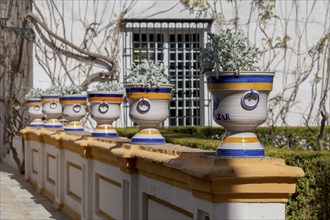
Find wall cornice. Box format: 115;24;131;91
22;127;304;203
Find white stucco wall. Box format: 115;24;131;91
32;0;329;127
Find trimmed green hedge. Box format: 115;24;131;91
117;127;219;150
257;126;330;151
266;148;330;220
117;126;330;151
117;126;330;220
161;126;330;150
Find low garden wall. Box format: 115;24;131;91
117;126;330;219
22;127;304;220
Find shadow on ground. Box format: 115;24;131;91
0;162;70;220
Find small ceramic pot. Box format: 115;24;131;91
125;84;173;144
207;71;275;157
41;94;62;129
60;94;87;132
26;98;44;128
88;91;124;138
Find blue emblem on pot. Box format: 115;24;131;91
241;89;260;110
137;98;151;114
98;101;109;114
72;104;81;113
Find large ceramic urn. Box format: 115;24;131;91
41;94;62;129
125;84;173;144
26;98;44;128
88;91;124;138
207;71;275;157
59;94;87;132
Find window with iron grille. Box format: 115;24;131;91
122;19;212;127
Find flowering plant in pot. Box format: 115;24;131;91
124;60;173;144
41;85;63;129
59;85;87;132
87;81;124;138
25;88;44;128
199;29;275;157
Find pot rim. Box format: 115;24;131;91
26;97;42;101
123;83;174;89
87;90;124;95
205;71;275;77
59;94;87;98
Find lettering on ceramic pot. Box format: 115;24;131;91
213;97;220;111
215;113;231;121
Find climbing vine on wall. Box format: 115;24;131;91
181;0;329;149
1;0;329;171
0;0;191;169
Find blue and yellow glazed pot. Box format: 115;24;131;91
207;71;275;157
125;84;173;145
87;91;124;138
26;98;44;128
41;94;63;129
59;94;87;132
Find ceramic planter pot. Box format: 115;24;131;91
207;71;275;157
88;91;124;138
125;84;173;144
26;98;44;128
41;94;63;129
59;94;87;132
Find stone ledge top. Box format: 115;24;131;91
22;127;304;179
22;127;305;203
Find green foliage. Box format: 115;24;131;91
93;81;123;92
160;129;219;150
118;126;330;151
155;126;330;151
61;85;84;95
44;85;62;95
161;126;225;140
256;126;330;151
24;88;44;99
199;29;259;75
116;127;138;139
124;60;170;88
116;127;219;150
117;126;330;220
266;149;330;220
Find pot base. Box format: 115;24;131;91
216;132;264;157
92;124;119;138
44;119;63;129
64;121;84;132
29;119;44;128
131;128;165;145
